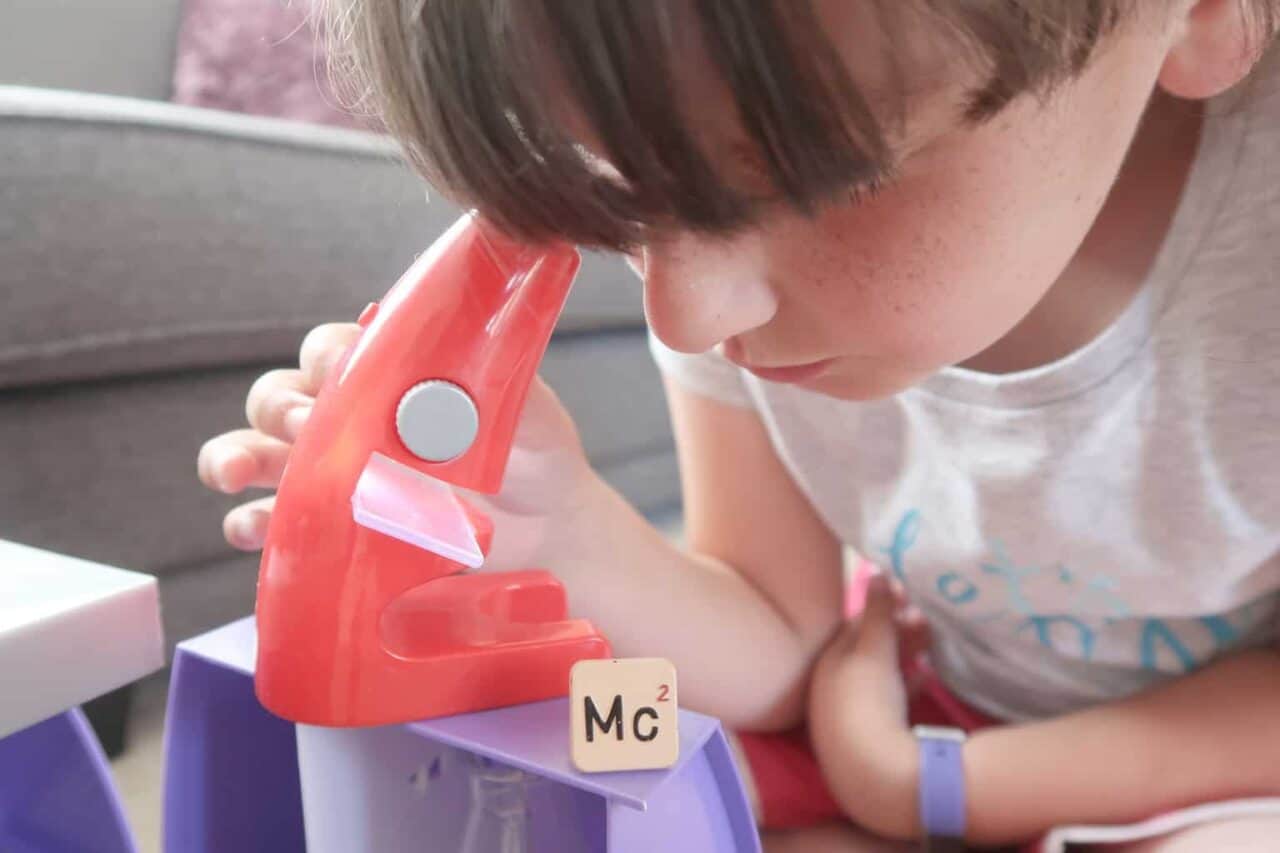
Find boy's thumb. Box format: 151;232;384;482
858;573;900;657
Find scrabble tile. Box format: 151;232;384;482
570;658;679;773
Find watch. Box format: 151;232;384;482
912;724;967;852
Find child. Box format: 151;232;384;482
198;2;1280;849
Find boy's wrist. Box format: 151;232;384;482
863;730;922;841
531;464;616;571
811;707;920;841
913;725;968;847
880;730;924;841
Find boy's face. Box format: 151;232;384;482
633;10;1182;400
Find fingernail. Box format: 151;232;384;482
211;446;246;493
284;405;312;440
230;509;267;548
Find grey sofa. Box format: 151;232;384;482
0;4;677;661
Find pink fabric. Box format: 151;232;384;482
171;0;374;131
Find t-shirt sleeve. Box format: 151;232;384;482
647;330;755;409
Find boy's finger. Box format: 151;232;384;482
299;323;361;394
223;496;276;551
245;369;314;441
888;576;909;606
198;430;292;493
853;574;900;660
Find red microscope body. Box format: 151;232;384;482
255;215;611;727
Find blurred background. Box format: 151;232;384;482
0;2;679;849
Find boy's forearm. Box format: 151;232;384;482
552;474;824;731
964;648;1280;845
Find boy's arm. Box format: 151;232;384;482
560;379;846;731
808;583;1280;844
962;647;1280;845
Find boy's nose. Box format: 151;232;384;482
640;235;777;354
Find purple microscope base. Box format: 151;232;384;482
0;708;138;853
163;617;762;853
161;634;305;853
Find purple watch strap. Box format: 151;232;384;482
915;726;967;841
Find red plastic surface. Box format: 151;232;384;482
255;214;610;727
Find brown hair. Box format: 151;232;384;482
323;0;1277;250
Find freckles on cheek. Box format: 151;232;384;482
783;157;1031;368
842;207;958;322
804;207;904;303
872;225;1000;363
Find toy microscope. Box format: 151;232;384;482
255;214;611;728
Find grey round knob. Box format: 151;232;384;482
396;380;480;462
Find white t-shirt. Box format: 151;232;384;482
650;48;1280;722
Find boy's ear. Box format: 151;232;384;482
1158;0;1266;100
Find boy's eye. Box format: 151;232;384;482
845;174;888;206
726;141;892;210
726;143;792;201
745;173;890;214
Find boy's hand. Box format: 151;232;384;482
197;323;357;549
196;321;598;571
808;575;925;841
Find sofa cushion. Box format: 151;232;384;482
0;336;676;579
0;86;647;392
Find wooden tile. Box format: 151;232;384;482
570;658;679;773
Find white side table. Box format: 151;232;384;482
0;538;164;853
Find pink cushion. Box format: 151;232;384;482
171;0;374;131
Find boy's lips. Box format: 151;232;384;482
744;360;833;383
718;339;834;384
733;355;835;384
